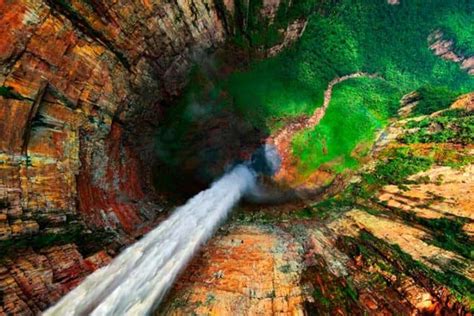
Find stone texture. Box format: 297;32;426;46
160;225;305;316
429;30;474;75
0;0;232;240
378;164;474;223
0;244;111;314
0;0;306;311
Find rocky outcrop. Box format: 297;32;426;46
163;102;474;315
451;92;474;111
0;0;308;311
0;244;111;315
267;19;307;57
160;225;305;315
429;30;474;75
0;0;230;241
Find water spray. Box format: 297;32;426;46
45;145;281;315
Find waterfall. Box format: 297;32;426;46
45;164;256;316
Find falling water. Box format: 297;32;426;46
45;164;256;316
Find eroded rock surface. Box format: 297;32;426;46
160;225;304;315
0;0;230;241
0;0;307;311
0;244;111;315
163;103;474;315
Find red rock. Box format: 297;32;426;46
0;244;112;312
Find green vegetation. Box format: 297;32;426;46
311;289;331;308
359;231;474;310
292;78;398;174
226;0;472;175
379;198;474;260
420;217;473;260
342;280;359;302
205;294;216;306
288;146;435;221
442;8;474;56
294;196;354;221
401;109;474;144
363;147;433;186
303;261;361;314
231;0;316;50
412;86;461;115
279;264;292;273
156;0;473;178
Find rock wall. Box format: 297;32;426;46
0;0;227;312
0;244;111;315
429;30;474;75
0;0;305;311
0;0;231;241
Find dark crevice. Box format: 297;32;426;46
22;81;49;155
213;0;232;35
83;0;119;27
0;86;31;101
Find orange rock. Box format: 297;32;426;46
451;92;474;111
161;225;304;315
0;244;112;312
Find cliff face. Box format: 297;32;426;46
0;0;300;312
0;245;111;315
0;0;228;240
3;1;471;314
161;96;474;315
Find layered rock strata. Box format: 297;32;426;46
162;100;474;315
0;0;305;311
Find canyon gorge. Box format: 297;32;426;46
1;0;473;315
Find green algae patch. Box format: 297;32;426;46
0;86;26;100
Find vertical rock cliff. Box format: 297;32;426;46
0;0;229;239
0;0;305;312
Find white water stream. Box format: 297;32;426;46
45;164;256;316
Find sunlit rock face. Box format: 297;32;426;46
0;0;228;239
0;244;111;315
1;0;473;314
0;0;231;312
160;225;305;315
0;0;301;312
